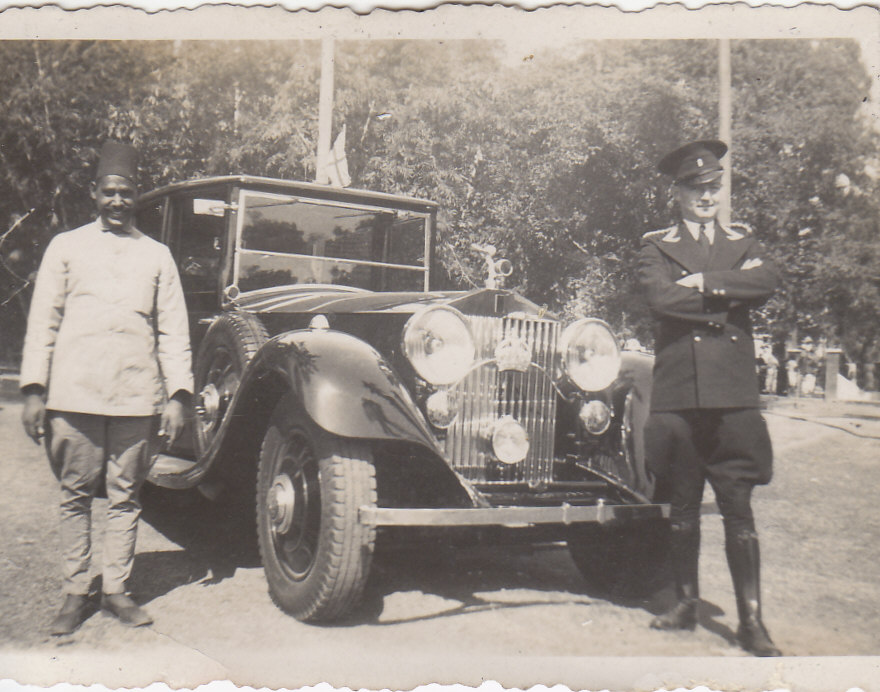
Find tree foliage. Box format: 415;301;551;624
0;38;877;375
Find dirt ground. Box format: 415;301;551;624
0;394;878;690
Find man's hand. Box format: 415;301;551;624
675;272;704;292
22;393;47;444
159;399;187;446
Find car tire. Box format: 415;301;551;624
194;311;269;456
567;519;671;600
256;392;377;623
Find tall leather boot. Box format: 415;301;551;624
726;529;782;657
650;519;700;631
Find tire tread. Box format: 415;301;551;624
256;395;376;623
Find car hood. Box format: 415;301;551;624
232;285;547;317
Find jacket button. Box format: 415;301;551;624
694;335;702;342
730;335;738;342
681;270;687;276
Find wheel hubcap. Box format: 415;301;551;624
196;348;240;445
196;383;221;429
266;434;320;581
268;473;296;535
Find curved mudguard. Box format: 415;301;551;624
611;349;655;496
238;329;441;451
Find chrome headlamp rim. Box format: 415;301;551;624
560;317;622;393
402;305;476;386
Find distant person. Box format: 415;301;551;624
19;141;193;635
638;140;781;656
786;357;800;396
764;349;779;395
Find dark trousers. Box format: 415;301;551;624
645;408;773;536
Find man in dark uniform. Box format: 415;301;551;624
638;140;781;657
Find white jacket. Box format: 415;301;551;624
20;221;193;416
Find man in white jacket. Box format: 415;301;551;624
20;141;193;635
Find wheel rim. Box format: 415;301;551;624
266;430;321;581
196;346;240;445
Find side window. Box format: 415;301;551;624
136;198;165;241
170;195;227;296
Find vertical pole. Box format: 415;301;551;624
825;349;841;401
718;38;732;225
316;38;335;184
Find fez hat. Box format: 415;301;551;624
96;140;138;183
658;140;727;185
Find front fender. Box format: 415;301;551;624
613;350;654;412
611;349;655;499
244;329;441;451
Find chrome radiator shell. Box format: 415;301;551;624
442;315;560;486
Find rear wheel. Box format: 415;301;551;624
193;312;268;456
256;393;377;622
567;519;671;599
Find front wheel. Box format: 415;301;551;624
256;393;377;622
567;519;671;599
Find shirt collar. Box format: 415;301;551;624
682;218;715;244
97;219;137;236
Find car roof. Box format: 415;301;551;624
138;175;439;214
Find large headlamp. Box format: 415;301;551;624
403;306;476;385
560;318;621;392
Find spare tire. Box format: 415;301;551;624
193;311;269;457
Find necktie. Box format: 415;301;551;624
698;223;712;260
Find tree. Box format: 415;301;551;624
0;38;877;384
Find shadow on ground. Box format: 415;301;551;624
133;484;260;604
136;487;736;642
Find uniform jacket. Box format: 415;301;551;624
637;221;778;411
20;220;193;416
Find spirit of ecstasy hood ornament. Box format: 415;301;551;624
471;243;513;289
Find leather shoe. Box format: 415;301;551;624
49;594;93;636
650;599;698;631
737;619;782;657
101;593;153;627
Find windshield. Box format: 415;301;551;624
235;191;429;293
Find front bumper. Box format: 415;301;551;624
360;500;671;528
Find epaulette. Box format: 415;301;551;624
729;222;753;234
642;225;676;239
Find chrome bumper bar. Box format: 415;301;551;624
360;500;673;528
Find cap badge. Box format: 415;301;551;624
697;157;704;167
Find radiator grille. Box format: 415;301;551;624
442;315;559;486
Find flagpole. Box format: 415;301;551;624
719;38;732;225
316;38;335;184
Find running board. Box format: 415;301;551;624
148;453;202;489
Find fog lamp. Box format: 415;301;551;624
425;389;458;429
579;399;612;435
491;415;529;464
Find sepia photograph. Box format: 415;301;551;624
0;2;878;690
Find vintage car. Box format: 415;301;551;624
134;176;667;623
